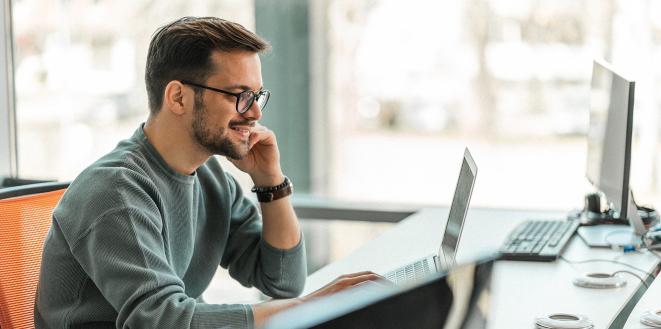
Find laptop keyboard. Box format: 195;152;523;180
385;258;433;284
499;219;579;261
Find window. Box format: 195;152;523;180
323;0;661;210
13;0;254;181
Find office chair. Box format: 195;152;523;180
0;182;69;329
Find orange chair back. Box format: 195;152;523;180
0;185;67;329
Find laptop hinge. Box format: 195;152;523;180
433;255;442;272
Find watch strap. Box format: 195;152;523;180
255;185;293;202
252;176;293;203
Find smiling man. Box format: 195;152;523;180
35;17;380;329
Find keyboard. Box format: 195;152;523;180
499;219;580;261
384;257;434;284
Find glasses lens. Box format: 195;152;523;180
256;91;270;111
237;91;255;113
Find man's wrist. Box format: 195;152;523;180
252;176;293;203
251;172;285;187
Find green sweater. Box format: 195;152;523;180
35;125;306;328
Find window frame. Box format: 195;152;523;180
0;0;17;178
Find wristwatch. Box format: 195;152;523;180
251;176;293;202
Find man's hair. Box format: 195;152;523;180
145;16;270;114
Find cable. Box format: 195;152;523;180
603;229;643;251
560;256;651;276
611;270;649;288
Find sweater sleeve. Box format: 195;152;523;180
219;173;307;298
69;207;254;328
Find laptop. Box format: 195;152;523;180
385;148;477;284
263;255;496;329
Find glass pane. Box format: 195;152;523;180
13;0;255;181
324;0;661;211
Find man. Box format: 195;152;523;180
35;17;380;328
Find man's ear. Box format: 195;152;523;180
163;80;188;115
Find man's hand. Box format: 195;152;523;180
252;271;388;328
228;123;283;186
301;271;390;301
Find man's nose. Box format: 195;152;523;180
242;99;262;121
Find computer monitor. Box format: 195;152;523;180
586;60;637;223
579;59;646;246
263;256;495;329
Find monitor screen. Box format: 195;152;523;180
263;256;495;329
586;59;635;220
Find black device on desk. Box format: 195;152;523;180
499;219;579;261
579;191;628;226
576;193;658;248
576;191;658;227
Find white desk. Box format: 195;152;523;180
304;208;660;329
624;254;661;328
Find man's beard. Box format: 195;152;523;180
191;93;248;160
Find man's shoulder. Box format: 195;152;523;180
71;162;155;199
69;145;157;200
94;139;153;175
53;146;162;238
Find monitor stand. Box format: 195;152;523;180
577;225;638;248
577;192;645;248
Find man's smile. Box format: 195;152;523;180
230;124;253;139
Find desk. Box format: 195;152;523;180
304;208;660;329
624;255;661;328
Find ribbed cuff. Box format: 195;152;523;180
259;233;307;298
245;304;255;329
191;303;253;328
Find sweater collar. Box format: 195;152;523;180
132;123;197;184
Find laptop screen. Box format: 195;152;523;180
440;148;478;267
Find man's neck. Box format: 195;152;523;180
143;117;209;175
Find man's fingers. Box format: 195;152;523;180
337;271;379;279
248;126;275;149
305;271;394;301
322;272;381;291
334;271;392;287
338;273;383;287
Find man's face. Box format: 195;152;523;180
191;51;263;159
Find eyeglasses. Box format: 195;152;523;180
180;80;271;114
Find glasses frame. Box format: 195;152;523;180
180;80;270;114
